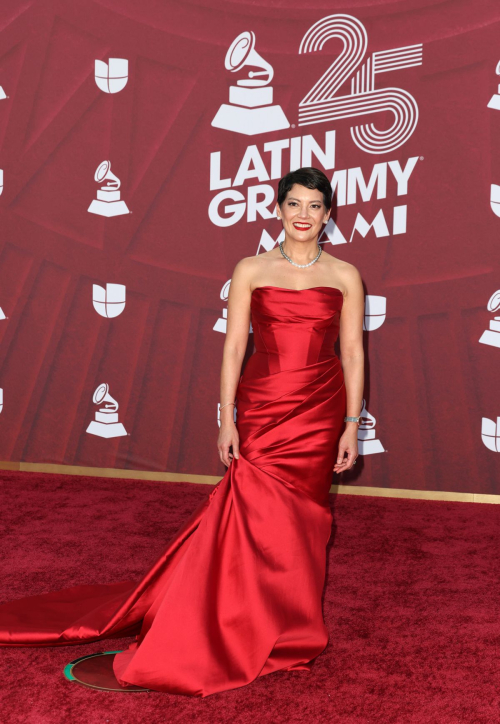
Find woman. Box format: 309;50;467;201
0;167;364;697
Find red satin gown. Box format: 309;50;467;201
0;286;346;697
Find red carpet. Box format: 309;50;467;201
0;470;498;723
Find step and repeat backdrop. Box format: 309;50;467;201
0;0;498;495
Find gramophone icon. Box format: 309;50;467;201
212;31;289;136
213;280;231;334
213;280;253;335
88;160;129;217
479;289;500;348
86;383;127;438
357;399;385;455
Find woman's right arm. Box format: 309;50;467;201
217;259;253;467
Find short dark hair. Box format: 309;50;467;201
277;167;333;211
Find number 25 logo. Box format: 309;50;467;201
299;14;423;154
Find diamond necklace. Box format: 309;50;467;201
279;241;322;269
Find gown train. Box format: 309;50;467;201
0;286;346;697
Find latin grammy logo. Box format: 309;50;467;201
213;280;253;335
487;60;500;110
357;399;385;455
0;307;5;320
95;58;128;94
93;283;126;318
86;383;127;438
213;280;231;334
0;87;6;100
481;416;500;452
319;219;349;247
363;295;386;331
212;30;290;136
479;289;500;348
88;161;129;217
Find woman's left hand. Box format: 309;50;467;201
333;428;359;473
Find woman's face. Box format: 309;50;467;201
276;184;330;243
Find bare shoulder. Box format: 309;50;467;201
323;254;363;296
335;258;363;298
338;258;362;283
231;252;276;286
232;255;258;281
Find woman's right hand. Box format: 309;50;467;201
217;422;240;467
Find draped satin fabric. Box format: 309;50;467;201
0;286;346;697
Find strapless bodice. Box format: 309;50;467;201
247;286;343;375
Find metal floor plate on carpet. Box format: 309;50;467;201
64;651;150;692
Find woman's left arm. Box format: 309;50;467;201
334;265;365;473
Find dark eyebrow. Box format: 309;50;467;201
287;197;322;203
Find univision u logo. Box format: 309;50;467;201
481;416;500;452
93;284;126;318
95;58;128;94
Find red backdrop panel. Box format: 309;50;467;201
0;0;499;494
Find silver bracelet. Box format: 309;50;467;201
344;416;360;422
220;401;236;411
